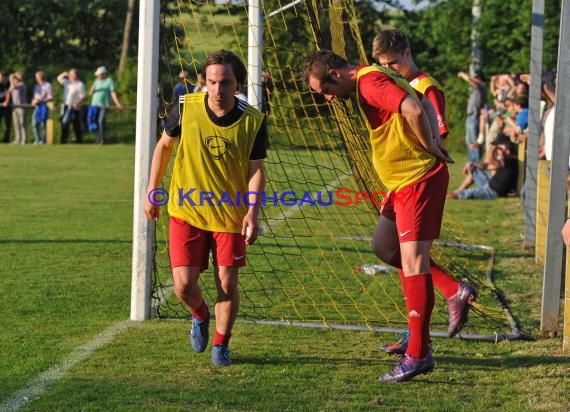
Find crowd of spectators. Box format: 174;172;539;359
0;66;123;145
448;67;558;201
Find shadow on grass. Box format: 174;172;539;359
437;354;570;371
494;250;536;259
235;354;375;368
0;239;131;244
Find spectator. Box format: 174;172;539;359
261;71;274;114
481;111;509;164
503;94;529;143
31;71;53;145
534;72;570;248
173;70;193;99
193;73;207;93
89;66;123;144
518;70;556;162
537;70;558;161
458;70;487;162
490;73;514;103
57;68;85;144
0;71;12;143
447;135;518;200
508;73;529;100
7;72;27;144
473;104;493;158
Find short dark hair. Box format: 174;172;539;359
371;29;410;60
302;49;348;86
201;49;247;87
541;69;556;90
492;134;517;156
512;93;528;109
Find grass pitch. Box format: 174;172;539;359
0;144;568;412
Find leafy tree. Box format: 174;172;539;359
0;0;137;88
385;0;561;149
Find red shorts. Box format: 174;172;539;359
381;162;448;242
169;217;247;270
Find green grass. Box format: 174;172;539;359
0;144;568;412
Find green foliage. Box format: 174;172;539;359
159;1;245;103
115;57;138;104
380;0;561;151
0;0;137;77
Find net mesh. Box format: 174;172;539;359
151;0;521;340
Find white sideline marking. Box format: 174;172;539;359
0;320;135;412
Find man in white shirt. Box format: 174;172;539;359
57;68;85;143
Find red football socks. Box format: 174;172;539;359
404;274;434;359
213;331;231;346
392;253;458;300
192;300;209;321
429;258;459;299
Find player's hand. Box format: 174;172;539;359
144;198;161;221
243;225;259;246
242;216;259;246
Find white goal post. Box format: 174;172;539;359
130;0;160;321
130;0;265;320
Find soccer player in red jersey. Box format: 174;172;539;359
371;29;477;355
304;49;453;382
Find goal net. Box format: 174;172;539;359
151;0;521;340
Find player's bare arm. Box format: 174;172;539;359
243;159;265;246
144;131;177;221
420;96;453;163
400;96;453;163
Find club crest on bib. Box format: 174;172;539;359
205;135;231;160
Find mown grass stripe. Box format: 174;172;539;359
0;320;135;412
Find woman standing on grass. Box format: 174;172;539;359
89;66;123;144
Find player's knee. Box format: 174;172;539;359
173;278;197;300
217;282;238;301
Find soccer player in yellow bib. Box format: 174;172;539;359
303;49;452;382
144;50;267;367
371;29;477;356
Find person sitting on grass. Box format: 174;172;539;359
447;135;518;200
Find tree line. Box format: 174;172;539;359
1;0;561;115
0;0;138;102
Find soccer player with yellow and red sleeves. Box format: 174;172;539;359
371;29;477;355
303;49;454;382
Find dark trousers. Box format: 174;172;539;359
0;106;12;142
61;106;83;144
